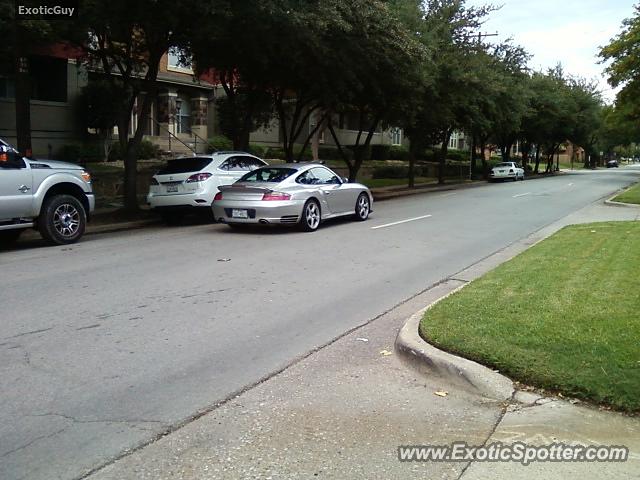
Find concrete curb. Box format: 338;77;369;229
86;219;161;235
395;284;515;401
604;190;640;208
22;218;160;241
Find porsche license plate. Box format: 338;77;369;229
232;209;248;219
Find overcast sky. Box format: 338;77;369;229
465;0;635;101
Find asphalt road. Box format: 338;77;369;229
1;167;638;480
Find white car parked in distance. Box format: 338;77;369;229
147;152;268;223
490;162;525;181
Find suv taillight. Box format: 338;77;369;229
150;177;159;185
262;192;291;201
186;173;212;183
214;192;223;201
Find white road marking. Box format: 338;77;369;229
513;192;531;198
567;183;574;186
371;214;433;230
438;192;458;198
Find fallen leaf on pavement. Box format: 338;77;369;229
217;258;231;262
434;391;449;397
379;349;393;356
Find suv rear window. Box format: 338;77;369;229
157;157;212;174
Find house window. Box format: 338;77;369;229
167;48;193;73
390;127;402;146
30;56;67;102
448;134;457;149
0;77;15;98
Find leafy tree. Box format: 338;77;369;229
565;77;603;167
322;0;427;181
0;0;58;154
214;87;273;151
192;0;336;161
76;80;127;161
598;103;640;160
488;42;531;164
404;0;496;184
600;5;640;117
62;0;216;211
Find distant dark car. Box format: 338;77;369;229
606;160;619;168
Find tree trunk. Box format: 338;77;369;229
438;128;453;185
121;74;158;212
470;135;477;180
501;142;513;162
534;146;541;174
408;150;416;188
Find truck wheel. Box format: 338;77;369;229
38;194;87;245
0;229;22;246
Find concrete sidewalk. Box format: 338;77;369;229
86;200;639;479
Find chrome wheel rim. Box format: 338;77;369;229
358;195;369;218
53;203;80;237
305;202;320;229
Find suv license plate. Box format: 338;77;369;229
232;209;248;219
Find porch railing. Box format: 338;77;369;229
148;116;216;155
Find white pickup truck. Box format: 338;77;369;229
0;138;95;245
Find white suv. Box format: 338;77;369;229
147;152;267;223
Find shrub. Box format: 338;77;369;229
318;146;353;161
263;145;312;161
138;139;160;159
206;135;233;153
370;144;391;160
247;143;266;157
389;146;411;160
420;149;437;162
108;140;160;161
346;144;371;161
56;143;103;163
472;158;502;176
447;149;471;162
372;165;409;179
56;144;82;163
264;146;285;159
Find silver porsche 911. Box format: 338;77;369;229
212;163;373;231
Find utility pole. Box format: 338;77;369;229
466;31;499;44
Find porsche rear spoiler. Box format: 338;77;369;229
217;184;275;194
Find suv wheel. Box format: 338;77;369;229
38;194;87;245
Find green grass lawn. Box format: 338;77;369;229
558;160;586;170
420;222;640;412
613;182;640;205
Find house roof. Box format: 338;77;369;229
157;71;214;90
